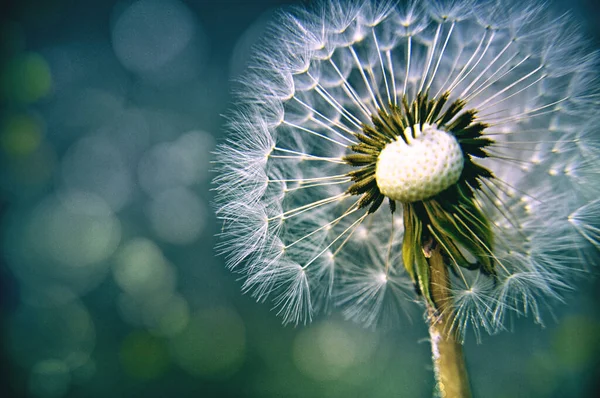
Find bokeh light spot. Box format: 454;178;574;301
292;321;379;381
138;130;213;195
28;359;71;398
117;291;190;337
27;192;121;268
113;238;176;297
61;134;133;211
147;187;205;244
1;52;52;103
150;294;190;337
120;331;170;380
170;131;213;184
170;308;245;379
1;112;43;156
111;0;195;74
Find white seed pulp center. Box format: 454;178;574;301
375;124;464;202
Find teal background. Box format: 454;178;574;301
1;1;599;397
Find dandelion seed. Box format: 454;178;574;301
215;0;599;396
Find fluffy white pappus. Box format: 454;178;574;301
214;0;600;335
569;199;600;255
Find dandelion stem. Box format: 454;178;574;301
427;246;472;398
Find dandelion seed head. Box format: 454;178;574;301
376;124;464;202
215;0;600;335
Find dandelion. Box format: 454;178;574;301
214;0;600;396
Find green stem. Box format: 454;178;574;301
427;247;472;398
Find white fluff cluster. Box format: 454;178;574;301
215;0;600;338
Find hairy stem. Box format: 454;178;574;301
427;246;472;398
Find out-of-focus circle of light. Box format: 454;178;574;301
98;108;151;162
119;331;170;380
170;308;245;379
171;131;213;184
113;238;176;298
3;206;108;301
8;301;96;370
117;292;190;337
138;143;184;194
138;130;213;195
27;191;121;269
61;134;133;211
143;293;190;337
1;112;43;157
28;359;71;398
111;0;195;74
292;321;379;381
0;52;52;104
147;187;205;245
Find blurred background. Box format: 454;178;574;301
1;0;599;397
